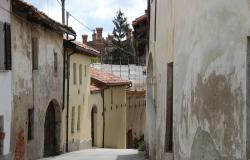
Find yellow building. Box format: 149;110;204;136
89;68;131;149
63;40;99;152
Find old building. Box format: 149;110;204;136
87;28;105;54
90;68;131;148
146;0;250;160
0;0;12;159
63;39;99;152
10;1;75;159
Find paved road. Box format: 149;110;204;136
40;149;146;160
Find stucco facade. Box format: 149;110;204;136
104;86;127;149
88;90;103;148
62;53;92;151
147;0;250;160
126;90;146;148
0;0;12;159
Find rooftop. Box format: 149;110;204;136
90;85;101;94
12;0;76;36
132;13;147;27
90;67;131;87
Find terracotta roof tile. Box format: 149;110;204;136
12;0;76;36
90;67;131;87
132;13;147;27
90;85;101;94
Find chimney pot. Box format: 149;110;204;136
82;34;88;45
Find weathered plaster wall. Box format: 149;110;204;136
148;0;250;160
126;91;146;145
104;87;127;149
62;54;91;152
11;16;64;159
88;92;103;148
172;0;250;159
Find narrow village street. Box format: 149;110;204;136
41;149;146;160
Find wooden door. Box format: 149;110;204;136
44;104;56;157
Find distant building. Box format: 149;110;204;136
89;67;131;149
63;39;99;152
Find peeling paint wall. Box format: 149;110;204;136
11;15;64;159
126;91;146;148
147;0;250;159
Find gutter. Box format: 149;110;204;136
63;34;76;153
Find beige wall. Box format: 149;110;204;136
62;54;91;152
88;92;103;148
104;86;127;149
126;91;146;148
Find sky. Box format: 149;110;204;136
24;0;147;41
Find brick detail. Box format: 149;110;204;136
14;128;25;160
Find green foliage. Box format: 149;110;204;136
105;10;135;64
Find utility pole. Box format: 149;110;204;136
61;0;65;24
66;11;70;26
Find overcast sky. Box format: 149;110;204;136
24;0;147;41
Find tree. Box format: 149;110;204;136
108;10;135;64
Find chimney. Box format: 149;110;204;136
82;34;88;45
126;29;132;40
92;31;96;42
96;27;103;40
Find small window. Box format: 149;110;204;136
77;105;81;131
71;106;75;133
79;64;82;85
111;89;113;104
85;65;87;77
32;37;38;70
0;22;11;70
73;63;77;85
54;51;58;74
28;108;34;140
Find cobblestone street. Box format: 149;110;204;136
41;149;146;160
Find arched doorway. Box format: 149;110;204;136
44;100;61;157
91;105;97;147
146;53;156;159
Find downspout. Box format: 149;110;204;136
63;33;76;152
101;89;105;148
66;50;77;152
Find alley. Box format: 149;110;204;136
41;149;146;160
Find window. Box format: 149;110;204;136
77;105;81;131
28;108;34;140
0;22;11;70
79;64;82;85
85;65;87;77
154;0;157;41
73;63;77;85
54;51;58;74
165;62;173;152
111;89;113;104
32;37;38;70
71;106;75;133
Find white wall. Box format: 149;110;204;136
0;0;11;156
0;72;12;155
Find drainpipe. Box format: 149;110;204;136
66;50;77;152
63;31;76;152
101;89;105;148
